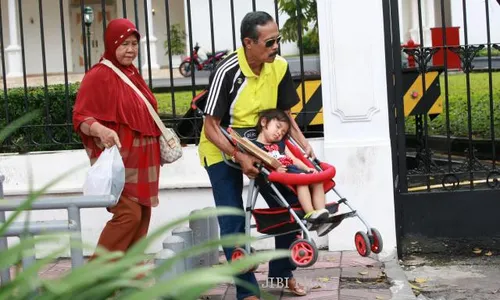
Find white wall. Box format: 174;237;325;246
0;140;329;257
0;0;73;75
184;0;299;57
450;0;500;46
317;0;397;259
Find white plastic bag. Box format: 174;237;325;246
83;145;125;200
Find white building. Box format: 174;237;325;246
1;0;498;77
0;0;499;260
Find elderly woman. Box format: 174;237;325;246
73;19;161;255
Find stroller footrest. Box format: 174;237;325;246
327;211;357;223
252;202;339;235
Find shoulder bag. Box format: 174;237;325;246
100;59;183;164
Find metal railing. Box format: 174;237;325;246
0;174;117;285
390;0;500;193
0;0;321;153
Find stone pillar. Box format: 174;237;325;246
142;0;160;70
5;0;22;77
409;0;421;43
316;0;396;258
423;0;436;47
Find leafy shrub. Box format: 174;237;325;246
0;83;82;153
404;72;500;139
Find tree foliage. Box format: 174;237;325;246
278;0;318;45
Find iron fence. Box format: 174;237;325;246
392;0;500;193
0;0;321;153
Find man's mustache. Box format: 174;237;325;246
269;52;278;57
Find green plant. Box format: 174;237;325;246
0;113;289;299
278;0;318;49
476;47;500;57
404;72;500;138
164;24;186;56
0;83;81;153
301;29;319;54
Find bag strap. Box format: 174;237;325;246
100;59;176;143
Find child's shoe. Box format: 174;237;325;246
304;208;329;229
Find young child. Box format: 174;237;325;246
253;108;331;236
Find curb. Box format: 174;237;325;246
384;258;417;300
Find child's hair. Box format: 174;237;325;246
256;108;291;135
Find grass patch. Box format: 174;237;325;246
405;72;500;139
476;47;500;57
155;90;202;116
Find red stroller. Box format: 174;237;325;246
190;91;383;268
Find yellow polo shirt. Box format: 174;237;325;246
198;47;298;167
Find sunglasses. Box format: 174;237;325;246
263;35;282;48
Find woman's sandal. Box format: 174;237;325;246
286;277;307;296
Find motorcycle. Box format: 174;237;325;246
179;43;228;77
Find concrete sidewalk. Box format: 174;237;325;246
31;250;415;300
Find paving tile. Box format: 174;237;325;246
341;267;384;281
339;288;391;300
202;283;228;296
317;251;341;265
282;289;338;300
224;285;237;296
38;262;57;274
54;259;73;268
254;271;268;282
292;269;340;292
199;296;224;300
340;251;383;268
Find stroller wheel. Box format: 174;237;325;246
370;228;383;254
231;247;259;272
289;239;318;268
354;231;371;257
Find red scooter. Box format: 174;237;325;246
179;43;228;77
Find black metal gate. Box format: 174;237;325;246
383;0;500;256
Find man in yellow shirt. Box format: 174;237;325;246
199;11;314;300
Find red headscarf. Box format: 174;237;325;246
73;18;160;137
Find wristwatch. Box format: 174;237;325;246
231;148;239;162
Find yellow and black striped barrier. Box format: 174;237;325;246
290;69;443;128
291;78;323;127
402;69;443;119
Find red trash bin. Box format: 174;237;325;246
431;27;461;70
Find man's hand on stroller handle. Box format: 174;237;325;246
234;151;261;178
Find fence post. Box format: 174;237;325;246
67;205;84;268
155;248;177;281
205;207;220;266
0;174;11;284
172;227;194;270
162;235;186;273
189;209;211;268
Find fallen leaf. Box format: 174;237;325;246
485;251;493;256
317;277;330;282
311;285;322;289
326;257;336;262
473;248;482;254
359;271;368;275
409;283;422;290
376;296;385;300
415;277;427;284
356;279;362;284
